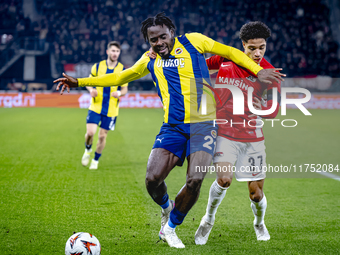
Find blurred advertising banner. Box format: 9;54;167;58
281;75;335;91
0;92;163;108
284;93;340;109
0;92;339;109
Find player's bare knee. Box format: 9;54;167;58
145;172;163;189
250;189;263;202
98;135;107;144
86;131;95;137
217;177;232;188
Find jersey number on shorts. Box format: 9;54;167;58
248;155;263;171
203;135;216;150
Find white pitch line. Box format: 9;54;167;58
317;171;340;181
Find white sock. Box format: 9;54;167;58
250;194;267;226
85;148;92;153
205;180;228;224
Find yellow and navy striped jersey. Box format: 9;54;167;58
88;60;128;117
146;33;216;124
79;33;263;124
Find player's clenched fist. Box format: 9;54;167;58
54;73;78;95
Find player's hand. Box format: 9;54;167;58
90;88;97;98
54;73;78;95
111;91;120;98
146;47;157;59
248;97;262;118
257;68;285;84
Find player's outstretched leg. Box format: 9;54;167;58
195;180;228;245
249;179;270;241
145;148;179;240
195;162;232;245
89;128;108;169
161;151;211;248
81;126;97;166
82;124;97;166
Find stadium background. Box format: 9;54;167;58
0;0;339;254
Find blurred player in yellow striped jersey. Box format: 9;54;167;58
81;41;128;170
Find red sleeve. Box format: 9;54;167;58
206;55;224;70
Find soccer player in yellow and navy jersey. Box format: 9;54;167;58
81;41;128;170
55;13;284;248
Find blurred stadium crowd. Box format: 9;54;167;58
0;0;339;88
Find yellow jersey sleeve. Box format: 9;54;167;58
209;42;262;75
78;53;150;87
185;33;216;53
90;63;98;77
186;33;263;75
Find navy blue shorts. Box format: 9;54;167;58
152;121;218;166
86;110;117;131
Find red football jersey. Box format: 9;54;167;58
206;55;281;142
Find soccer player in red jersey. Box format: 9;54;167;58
195;21;281;244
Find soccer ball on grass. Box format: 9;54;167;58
65;232;101;255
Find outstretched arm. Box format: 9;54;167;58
54;54;150;94
208;42;285;84
185;33;286;84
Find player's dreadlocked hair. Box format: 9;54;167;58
239;21;271;42
141;12;176;42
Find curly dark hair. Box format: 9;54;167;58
141;12;176;42
239;21;271;42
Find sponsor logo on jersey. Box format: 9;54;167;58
157;58;185;68
214;152;224;157
246;76;257;82
217;77;249;91
252;172;261;176
211;130;217;138
175;48;183;55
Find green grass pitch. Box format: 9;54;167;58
0;107;339;254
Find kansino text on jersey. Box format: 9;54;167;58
213;119;298;128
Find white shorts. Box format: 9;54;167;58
213;136;266;182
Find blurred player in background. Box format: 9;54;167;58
195;21;281;245
55;13;284;248
81;41;128;170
